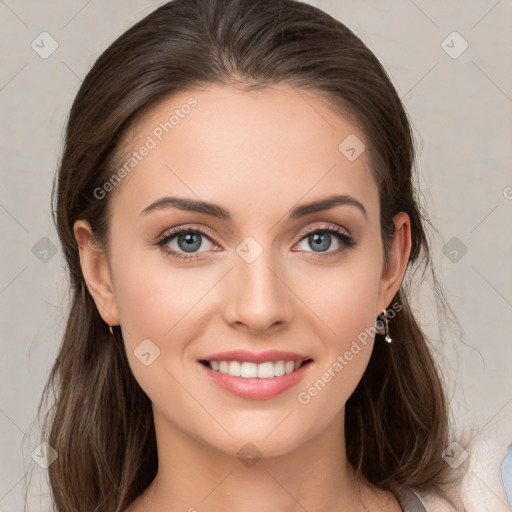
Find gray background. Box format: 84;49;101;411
1;0;511;510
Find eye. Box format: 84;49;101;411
294;225;356;257
156;226;219;260
155;223;356;261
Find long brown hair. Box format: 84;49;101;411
32;0;468;510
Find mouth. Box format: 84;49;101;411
199;358;313;378
197;352;314;400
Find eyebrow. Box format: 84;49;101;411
139;194;367;221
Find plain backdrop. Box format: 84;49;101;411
1;0;511;510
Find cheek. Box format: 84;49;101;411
110;245;220;386
294;275;379;417
294;252;382;343
111;242;213;337
291;249;382;401
331;276;380;341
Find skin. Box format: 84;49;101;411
74;83;411;512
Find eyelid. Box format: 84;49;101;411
293;222;352;242
156;224;218;244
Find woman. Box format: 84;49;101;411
36;0;477;510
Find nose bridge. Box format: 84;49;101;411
225;234;291;331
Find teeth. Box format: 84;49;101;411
229;361;241;375
206;359;304;378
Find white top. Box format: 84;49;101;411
399;439;510;511
397;487;428;511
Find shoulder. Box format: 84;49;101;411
411;438;510;512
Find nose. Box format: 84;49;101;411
222;244;293;334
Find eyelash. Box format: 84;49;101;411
155;224;357;261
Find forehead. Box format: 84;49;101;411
110;83;378;225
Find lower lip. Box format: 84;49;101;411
198;361;313;400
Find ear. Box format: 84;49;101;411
377;211;412;314
73;219;120;326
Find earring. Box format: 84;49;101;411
108;324;114;336
376;309;392;343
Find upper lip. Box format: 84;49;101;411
198;350;312;364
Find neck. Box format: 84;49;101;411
130;406;400;512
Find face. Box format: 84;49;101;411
75;83;410;459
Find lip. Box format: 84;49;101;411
198;350;311;364
197;358;314;400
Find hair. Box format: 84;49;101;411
30;0;470;510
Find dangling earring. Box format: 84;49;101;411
108;324;114;336
376;309;392;343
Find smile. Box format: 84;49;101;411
201;359;312;379
198;354;314;399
